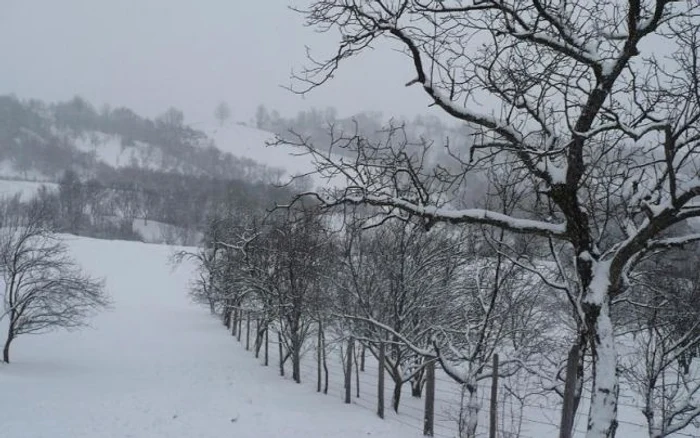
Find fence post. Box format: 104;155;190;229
264;326;269;366
423;359;435;436
317;321;322;393
559;345;579;438
378;341;385;419
345;337;354;404
361;345;366;372
322;329;329;394
278;330;285;377
490;354;499;438
246;311;251;351
237;310;242;342
231;308;238;336
254;316;260;358
355;346;360;398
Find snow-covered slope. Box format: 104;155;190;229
0;236;419;438
207;123;335;188
208;123;309;176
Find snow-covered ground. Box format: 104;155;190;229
207;122;344;189
207;123;314;179
0;236;420;438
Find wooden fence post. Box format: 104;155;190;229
278;330;285;377
317;322;322;393
423;359;435;436
237;310;242;342
254;317;260;358
490;354;499;438
245;311;251;351
231;308;238;336
378;341;385;419
345;337;354;404
559;345;579;438
264;326;269;366
355;346;360;398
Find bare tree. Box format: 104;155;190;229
214;101;232;127
284;2;700;436
619;248;700;438
0;197;108;363
336;217;461;412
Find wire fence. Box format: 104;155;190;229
224;308;696;438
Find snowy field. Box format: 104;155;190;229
0;236;420;438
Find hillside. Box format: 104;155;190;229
0;236;420;438
0;96;283;181
0;96;307;244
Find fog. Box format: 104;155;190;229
0;0;431;124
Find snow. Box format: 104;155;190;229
601;60;616;77
0;236;420;438
400;201;567;236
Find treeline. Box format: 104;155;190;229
183;185;700;438
0;95;298;243
0;95;280;181
41;168;296;245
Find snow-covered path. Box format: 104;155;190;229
0;237;420;438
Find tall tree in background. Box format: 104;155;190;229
214;101;232;127
58;169;86;234
285;1;700;436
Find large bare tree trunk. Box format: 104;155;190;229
456;384;479;438
584;298;619;438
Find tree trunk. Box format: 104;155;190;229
360;345;366;372
411;373;424;398
584;298;619;438
223;308;231;328
392;379;402;413
3;329;13;364
292;336;301;384
460;386;479;438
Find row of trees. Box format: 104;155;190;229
181;193;558;437
265;1;700;437
187;188;700;438
38;166;295;245
188;0;700;433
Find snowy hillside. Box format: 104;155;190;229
206;123;321;186
0;236;419;438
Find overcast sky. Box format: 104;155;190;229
0;0;432;126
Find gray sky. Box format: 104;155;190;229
0;0;430;125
